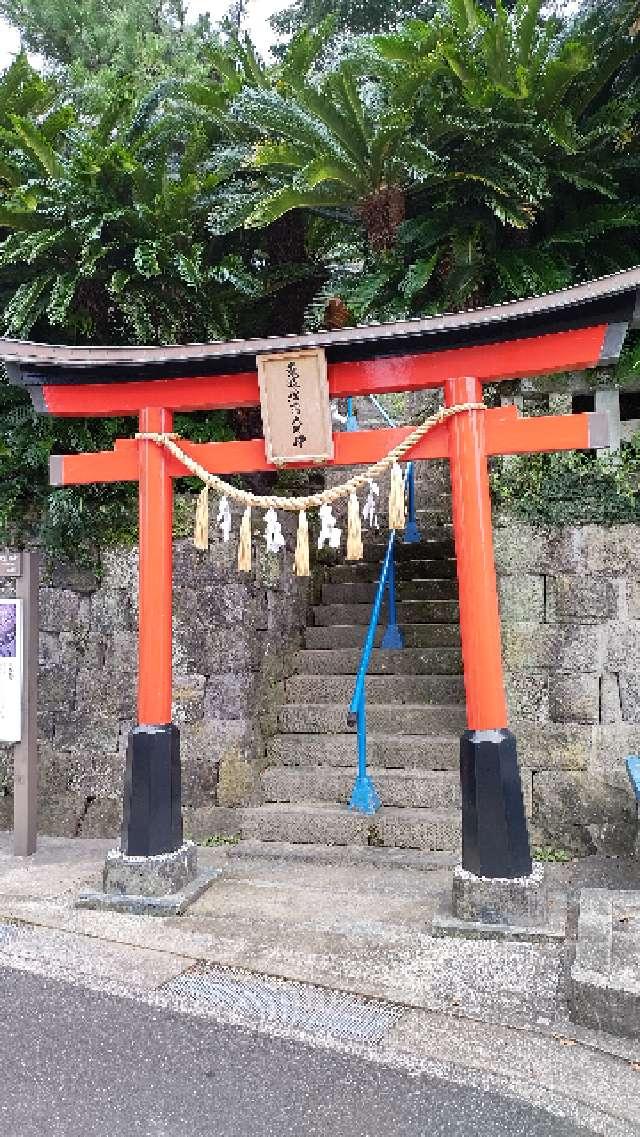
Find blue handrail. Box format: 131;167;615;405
347;469;418;814
347;531;401;814
404;461;421;544
368;394;396;428
345;397;359;432
343;397;422;814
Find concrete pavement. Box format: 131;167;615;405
0;966;598;1137
0;832;638;1136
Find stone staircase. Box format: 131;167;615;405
235;461;467;852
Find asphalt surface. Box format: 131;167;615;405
0;967;596;1137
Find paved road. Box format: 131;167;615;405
0;967;595;1137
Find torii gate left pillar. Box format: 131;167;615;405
122;406;182;858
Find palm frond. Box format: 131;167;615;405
8;116;64;179
244;185;351;228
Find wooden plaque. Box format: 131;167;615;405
257;348;334;466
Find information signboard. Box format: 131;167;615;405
0;551;21;578
257;348;334;466
0;599;22;743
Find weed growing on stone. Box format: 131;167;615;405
533;845;572;863
199;834;241;847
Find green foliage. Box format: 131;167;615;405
0;0;211;79
0;374;233;564
0;379;139;564
490;442;640;526
271;0;435;37
220;0;640;316
228;62;447;249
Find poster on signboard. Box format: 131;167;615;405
0;599;22;743
257;348;334;466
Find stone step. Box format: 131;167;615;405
413;510;452;526
412;494;452;509
290;647;462;675
414;482;451;495
337;518;452;541
321;579;458;604
364;538;454;562
313;600;459;626
226;841;458;871
304;623;460;649
261;767;460;809
284;673;464;705
267;733;460;770
327;559;457;583
324;465;450;499
277;703;467;734
214;803;461;851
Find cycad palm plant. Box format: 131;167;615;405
362;0;640;312
225;46;445;250
0;54;264;343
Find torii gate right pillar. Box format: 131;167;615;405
445;376;531;878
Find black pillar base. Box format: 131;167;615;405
122;724;183;857
460;728;532;879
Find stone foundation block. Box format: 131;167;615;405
0;794;13;830
104;841;198;897
38;793;90;838
183;805;243;843
39;588;82;634
493;522;554;574
600;672;623;724
606;622;640;671
626;578;640;620
516;722;594;771
217;749;261;807
204;672;260;720
90;589;134;635
533;770;636;856
619;672;640;722
594;725;640;786
433;862;564;943
76;841;219;916
583;526;640;574
171;673;206;725
80;797;120;838
451;862;548;926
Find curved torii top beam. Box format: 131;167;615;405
0;267;638;417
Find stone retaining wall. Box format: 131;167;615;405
2;516;639;855
0;522;309;840
495;519;640;855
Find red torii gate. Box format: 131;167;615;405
2;267;639;884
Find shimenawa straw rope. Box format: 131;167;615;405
135;401;484;514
